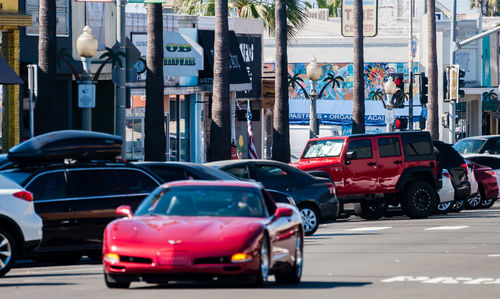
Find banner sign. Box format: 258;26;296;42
163;31;203;77
26;0;70;37
341;0;378;37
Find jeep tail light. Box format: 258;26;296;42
460;163;468;174
13;191;33;202
326;182;336;196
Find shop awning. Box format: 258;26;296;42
197;30;250;85
0;13;32;27
0;54;23;84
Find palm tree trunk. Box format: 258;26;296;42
35;0;57;135
145;3;166;161
352;0;365;134
207;0;231;161
426;0;439;140
272;0;291;163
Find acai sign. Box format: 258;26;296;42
163;31;203;76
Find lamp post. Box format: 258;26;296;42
384;76;397;132
306;56;323;138
76;26;98;131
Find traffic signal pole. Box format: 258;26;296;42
450;0;456;143
408;0;414;130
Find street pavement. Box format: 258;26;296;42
2;203;500;298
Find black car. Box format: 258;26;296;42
454;135;500;155
434;141;471;213
206;159;339;236
133;161;238;182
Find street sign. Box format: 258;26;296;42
341;0;378;37
78;84;96;108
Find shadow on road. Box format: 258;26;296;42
5;272;101;279
0;282;76;287
14;258;101;269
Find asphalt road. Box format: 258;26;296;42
2;203;500;299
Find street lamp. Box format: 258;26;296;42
76;26;98;131
306;56;323;138
384;76;397;132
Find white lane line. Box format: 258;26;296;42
348;227;392;231
424;226;470;231
488;254;500;257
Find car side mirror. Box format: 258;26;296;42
345;151;357;164
274;207;294;218
116;205;132;218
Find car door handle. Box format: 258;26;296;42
367;162;376;166
393;160;403;164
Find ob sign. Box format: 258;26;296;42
341;0;378;37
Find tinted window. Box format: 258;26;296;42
482;139;500;154
378;137;401;157
69;169;124;198
27;171;67;201
144;166;186;182
347;139;372;159
405;136;432;156
254;165;293;184
225;166;250;179
114;169;158;193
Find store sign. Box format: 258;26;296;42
341;0;378;37
262;79;275;109
163;31;203;77
236;34;262;99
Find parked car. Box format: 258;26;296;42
433;141;471;213
103;180;304;288
0;174;42;276
206;159;339;236
133;162;238;182
436;169;455;213
454;135;500;155
292;132;440;220
461;154;500;208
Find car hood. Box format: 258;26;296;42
291;157;342;170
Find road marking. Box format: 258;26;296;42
348;227;392;232
488;254;500;257
424;226;470;231
382;276;500;285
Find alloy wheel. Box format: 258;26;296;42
295;234;303;278
260;238;270;282
300;208;317;234
437;202;451;212
467;193;481;208
480;198;494;208
413;188;431;211
453;200;464;210
0;233;12;272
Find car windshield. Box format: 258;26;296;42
454;139;486;154
135;186;268;218
302;139;344;158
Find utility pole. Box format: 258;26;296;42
116;0;127;154
450;0;456;143
408;0;414;130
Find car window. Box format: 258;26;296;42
143;166;187;182
482;139;500;154
454;139;486;154
68;169;124;198
347;139;373;159
302;139;344;158
224;166;250;179
405;135;432;157
253;165;292;184
378;137;401;157
113;169;159;193
26;171;67;201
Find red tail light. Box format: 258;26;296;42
485;170;496;177
13;191;33;202
443;172;451;178
326;182;336;196
460;163;468;174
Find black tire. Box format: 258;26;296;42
104;273;131;289
275;231;303;285
402;181;437;219
353;201;386;220
464;192;482;209
298;205;320;236
0;229;17;277
33;254;82;265
479;188;496;209
449;199;464;213
252;234;270;287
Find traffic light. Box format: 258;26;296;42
419;72;428;106
394;117;408;131
444;65;465;102
458;69;465;99
390;74;405;108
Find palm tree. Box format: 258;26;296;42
272;0;290;163
352;0;365;134
319;72;344;98
144;3;166;161
426;0;439;140
35;0;58;135
207;0;231;161
93;47;126;81
483;89;500;109
369;89;385;106
469;0;500;16
288;73;309;98
305;0;342;17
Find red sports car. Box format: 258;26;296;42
103;180;304;288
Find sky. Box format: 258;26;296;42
439;0;475;14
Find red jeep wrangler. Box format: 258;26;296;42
291;131;440;220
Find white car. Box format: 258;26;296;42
0;174;42;276
464;159;481;209
436;169;455;213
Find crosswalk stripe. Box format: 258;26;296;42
424;226;470;231
487;254;500;257
348;227;392;231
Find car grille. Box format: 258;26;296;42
120;256;153;264
193;256;231;265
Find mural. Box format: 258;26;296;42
264;62;419;101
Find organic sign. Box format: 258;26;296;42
341;0;378;37
163;31;203;77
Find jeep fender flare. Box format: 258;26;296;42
396;167;437;191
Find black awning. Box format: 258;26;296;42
198;30;250;85
0;54;23;85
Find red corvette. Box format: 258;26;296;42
103;180;304;288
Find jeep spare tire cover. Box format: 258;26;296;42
8;130;122;163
